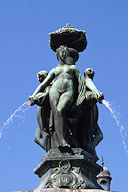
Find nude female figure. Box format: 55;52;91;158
29;46;80;149
29;45;102;150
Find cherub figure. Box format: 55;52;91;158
30;70;53;151
84;68;103;158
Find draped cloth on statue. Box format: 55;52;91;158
34;72;99;156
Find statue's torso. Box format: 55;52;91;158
51;64;77;93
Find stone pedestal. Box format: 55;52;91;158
17;149;116;191
33;148;103;190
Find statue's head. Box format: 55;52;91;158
56;45;79;64
56;45;69;62
37;70;48;83
84;68;95;80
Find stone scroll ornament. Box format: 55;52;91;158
45;160;85;189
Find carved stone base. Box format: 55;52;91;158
34;148;103;190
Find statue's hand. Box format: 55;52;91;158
28;96;35;106
97;92;104;104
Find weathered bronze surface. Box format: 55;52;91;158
29;24;104;190
49;24;87;52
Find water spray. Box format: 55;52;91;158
0;101;30;139
101;99;128;154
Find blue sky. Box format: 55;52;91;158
0;0;128;191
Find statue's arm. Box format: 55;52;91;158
32;69;55;98
71;65;80;77
71;65;99;93
35;86;50;99
86;78;99;94
86;77;104;103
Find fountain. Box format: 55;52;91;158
3;24;118;192
27;24;114;192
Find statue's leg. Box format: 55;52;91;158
49;89;60;112
49;90;73;148
57;91;74;115
55;91;74;147
49;89;67;147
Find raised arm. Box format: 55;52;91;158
32;69;55;98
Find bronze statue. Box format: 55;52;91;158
30;46;81;149
29;24;107;190
29;45;103;155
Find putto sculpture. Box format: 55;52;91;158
29;24;105;190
